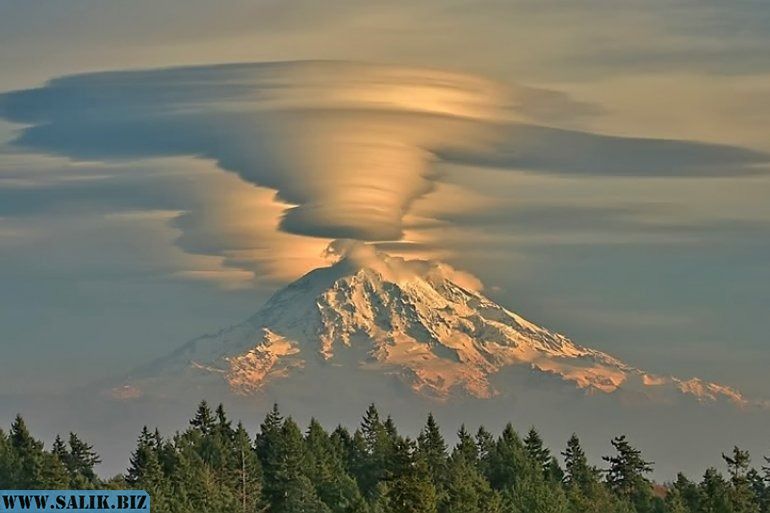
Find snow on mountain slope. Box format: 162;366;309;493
116;242;748;407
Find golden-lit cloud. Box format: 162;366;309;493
0;60;767;287
0;61;510;242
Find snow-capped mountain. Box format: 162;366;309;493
112;243;747;407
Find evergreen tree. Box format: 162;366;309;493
268;418;328;513
699;467;734;513
366;481;390;513
383;416;399;444
524;427;551;478
352;404;392;498
305;419;367;513
563;434;590;487
231;422;263;513
563;479;624;513
417;413;449;494
546;456;565;485
723;447;760;513
665;487;692;513
255;403;283;464
361;404;384;451
672;473;701;513
347;430;369;487
154;431;178;479
8;415;45;488
177;441;231;513
454;425;478;465
51;435;68;463
762;458;770;513
603;435;655;512
502;472;569;513
485;423;530;491
5;399;770;513
475;426;495;479
330;425;353;466
45;435;70;489
256;405;285;505
387;438;438;513
442;443;501;513
0;429;12;487
188;403;233;474
66;432;101;488
210;404;236;467
179;402;239;511
215;404;234;437
189;400;215;435
126;426;170;512
41;452;69;489
492;426;568;513
748;467;767;513
127;427;156;485
747;469;766;513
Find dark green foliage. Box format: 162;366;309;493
0;429;11;486
671;473;700;513
126;426;171;512
454;425;478;464
189;400;215;435
40;434;69;489
231;422;263;513
65;433;102;488
305;419;367;513
383;416;399;443
330;425;353;464
351;404;396;498
524;427;552;478
502;471;569;513
442;438;501;513
8;415;46;488
0;422;58;489
664;487;691;513
485;423;530;490
255;403;283;463
417;413;448;498
1;404;768;513
562;433;620;512
267;417;329;513
387;438;438;513
547;456;565;484
51;435;67;463
748;468;767;513
604;435;658;512
723;447;760;513
699;467;733;513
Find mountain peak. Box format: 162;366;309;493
317;239;484;291
118;243;750;408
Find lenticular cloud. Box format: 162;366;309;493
3;60;763;249
0;61;507;241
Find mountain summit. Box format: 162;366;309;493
115;242;746;407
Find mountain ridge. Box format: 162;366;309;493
111;242;749;408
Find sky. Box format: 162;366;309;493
0;0;769;406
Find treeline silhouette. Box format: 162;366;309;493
1;402;769;512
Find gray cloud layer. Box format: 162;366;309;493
440;124;769;177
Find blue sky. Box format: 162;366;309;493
1;0;769;401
